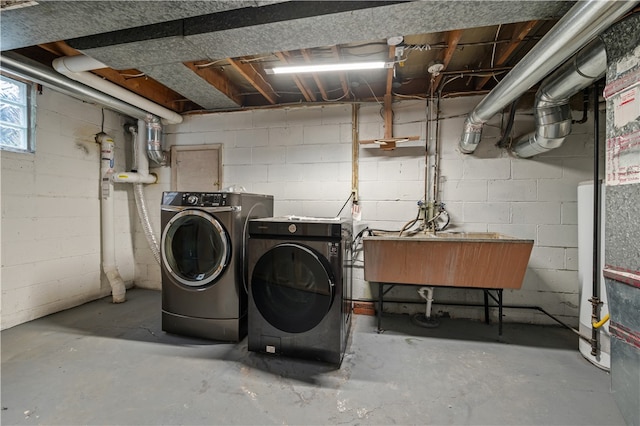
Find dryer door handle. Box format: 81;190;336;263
161;205;240;213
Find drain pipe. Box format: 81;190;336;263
97;132;126;303
52;55;183;125
458;0;636;154
412;287;440;328
512;38;606;158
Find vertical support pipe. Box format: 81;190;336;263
590;81;601;356
351;104;360;203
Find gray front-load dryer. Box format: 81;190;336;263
161;191;273;341
247;217;353;365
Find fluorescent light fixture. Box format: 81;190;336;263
265;61;393;74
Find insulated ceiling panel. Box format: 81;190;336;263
188;1;574;60
2;0;599;113
64;1;572;72
139;62;240;110
79;36;212;70
0;0;277;51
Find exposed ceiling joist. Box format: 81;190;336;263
330;45;350;100
433;29;464;90
226;58;278;105
475;20;539;90
1;1;591;114
301;49;330;101
183;60;245;107
274;51;316;102
37;41;197;112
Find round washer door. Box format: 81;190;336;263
161;209;230;287
251;243;334;333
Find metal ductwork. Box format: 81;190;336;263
145;117;168;166
513;38;606;158
458;0;636;154
0;52;155;123
2;52;171;165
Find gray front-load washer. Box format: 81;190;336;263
161;191;273;341
247;216;353;365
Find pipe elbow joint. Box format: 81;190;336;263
459;118;484;153
52;57;72;76
459;130;482;154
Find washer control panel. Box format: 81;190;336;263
181;192;229;207
162;191;237;207
175;192;229;207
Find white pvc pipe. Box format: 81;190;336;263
136;120;150;175
3;52;154;122
111;172;157;184
97;133;126;303
53;56;183;125
110;122;156;183
418;287;435;319
53;55;108;73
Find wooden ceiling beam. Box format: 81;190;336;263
274;51;316;102
38;41;195;112
331;45;350;99
184;61;245;106
385;45;395;97
300;49;329;101
475;20;538;90
433;29;464;89
361;56;420;150
226;58;277;105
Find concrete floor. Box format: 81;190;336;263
1;289;624;425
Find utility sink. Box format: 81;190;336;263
363;231;534;289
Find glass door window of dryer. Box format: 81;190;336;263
251;243;334;333
162;210;230;287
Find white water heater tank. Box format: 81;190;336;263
577;180;610;370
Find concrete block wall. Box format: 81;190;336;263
1;88;135;330
142;95;602;327
0;87;599;330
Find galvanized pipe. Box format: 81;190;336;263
513;38;606;158
145;117;168;166
1;52;154;123
459;0;636;154
2;52;170;166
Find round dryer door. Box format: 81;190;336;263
251;243;335;333
161;209;230;287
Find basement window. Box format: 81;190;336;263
1;74;36;153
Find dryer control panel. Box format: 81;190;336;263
162;191;233;207
184;192;230;207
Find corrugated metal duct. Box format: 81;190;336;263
458;0;637;154
513;38;606;158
